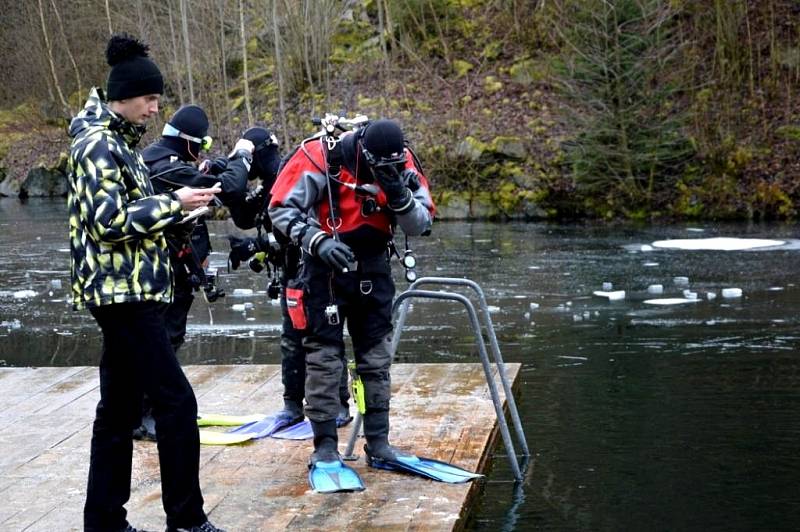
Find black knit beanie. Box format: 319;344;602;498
361;119;405;163
168;105;209;138
105;34;164;101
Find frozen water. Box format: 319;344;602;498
13;290;37;299
652;237;784;251
593;290;626;301
721;288;743;298
602;282;613;290
231;288;254;297
647;284;664;294
643;298;701;305
673;276;689;286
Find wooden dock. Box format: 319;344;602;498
0;363;520;531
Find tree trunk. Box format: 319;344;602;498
240;0;253;127
36;0;69;115
49;0;82;101
180;0;195;103
167;0;185;105
218;0;231;135
104;0;113;35
272;0;289;146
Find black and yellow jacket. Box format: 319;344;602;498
67;88;184;310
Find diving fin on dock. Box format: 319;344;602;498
366;451;483;483
308;456;366;493
227;410;303;439
272;410;352;440
198;430;254;446
272;419;313;440
196;412;266;427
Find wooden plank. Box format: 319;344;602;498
0;363;520;531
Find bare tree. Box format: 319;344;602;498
166;0;186;105
239;0;253;127
49;0;82;102
272;0;288;145
179;0;195;103
104;0;113;34
36;0;69;115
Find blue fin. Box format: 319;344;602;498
227;411;302;439
272;419;313;440
308;459;366;493
367;453;483;483
272;412;352;440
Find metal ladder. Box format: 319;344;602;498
343;276;529;480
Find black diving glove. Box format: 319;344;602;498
400;168;421;191
374;165;412;211
228;235;258;270
315;237;355;272
208;156;229;175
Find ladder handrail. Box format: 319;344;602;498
402;277;529;456
343;287;524;481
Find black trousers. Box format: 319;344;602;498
85;301;206;531
280;289;349;409
299;254;394;422
163;276;195;352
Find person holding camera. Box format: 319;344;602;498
268;119;435;486
143;104;254;352
67;33;224;532
130;106;253;443
226;127;352;436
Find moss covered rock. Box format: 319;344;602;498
490;136;527;160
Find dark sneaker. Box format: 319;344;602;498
167;521;226;532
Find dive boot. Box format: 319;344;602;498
308;419;365;493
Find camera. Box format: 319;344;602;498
325;304;340;325
202;268;225;302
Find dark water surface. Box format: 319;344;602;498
2;199;800;531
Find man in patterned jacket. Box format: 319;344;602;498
67;33;224;532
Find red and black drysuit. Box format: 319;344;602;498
268;132;435;428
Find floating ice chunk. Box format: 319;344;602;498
248;330;255;337
652;237;784;251
643;298;701;305
768;286;784;291
647;284;664;294
682;290;698;300
487;305;500;313
643;262;659;267
706;292;717;300
232;288;254;297
593;290;626;301
573;314;582;322
640;244;654;252
602;282;613;291
528;265;541;270
13;290;37;299
673;276;689;286
721;288;742;298
50;279;62;289
231;304;247;312
529;302;540;310
523;311;531;319
686;227;705;233
1;319;21;330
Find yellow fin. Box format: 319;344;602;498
196;412;266;427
